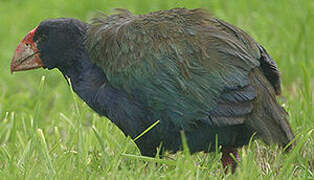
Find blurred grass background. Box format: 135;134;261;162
0;0;313;179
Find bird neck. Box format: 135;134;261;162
58;50;107;109
56;49;157;141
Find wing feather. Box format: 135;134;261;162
85;8;281;130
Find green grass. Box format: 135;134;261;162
0;0;313;179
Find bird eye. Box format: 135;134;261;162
25;43;30;47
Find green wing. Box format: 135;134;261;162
85;8;279;130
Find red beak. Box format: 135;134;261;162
10;26;43;74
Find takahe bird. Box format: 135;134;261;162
10;8;294;172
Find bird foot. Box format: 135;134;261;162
221;147;239;173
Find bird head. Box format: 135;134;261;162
10;18;87;73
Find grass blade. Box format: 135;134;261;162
121;153;176;166
134;120;160;141
92;125;106;153
37;128;56;175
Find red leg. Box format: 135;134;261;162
221;147;239;173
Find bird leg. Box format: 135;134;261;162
221;147;239;173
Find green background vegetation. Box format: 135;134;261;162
0;0;313;179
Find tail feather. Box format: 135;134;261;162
246;69;294;150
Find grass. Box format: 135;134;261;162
0;0;313;179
